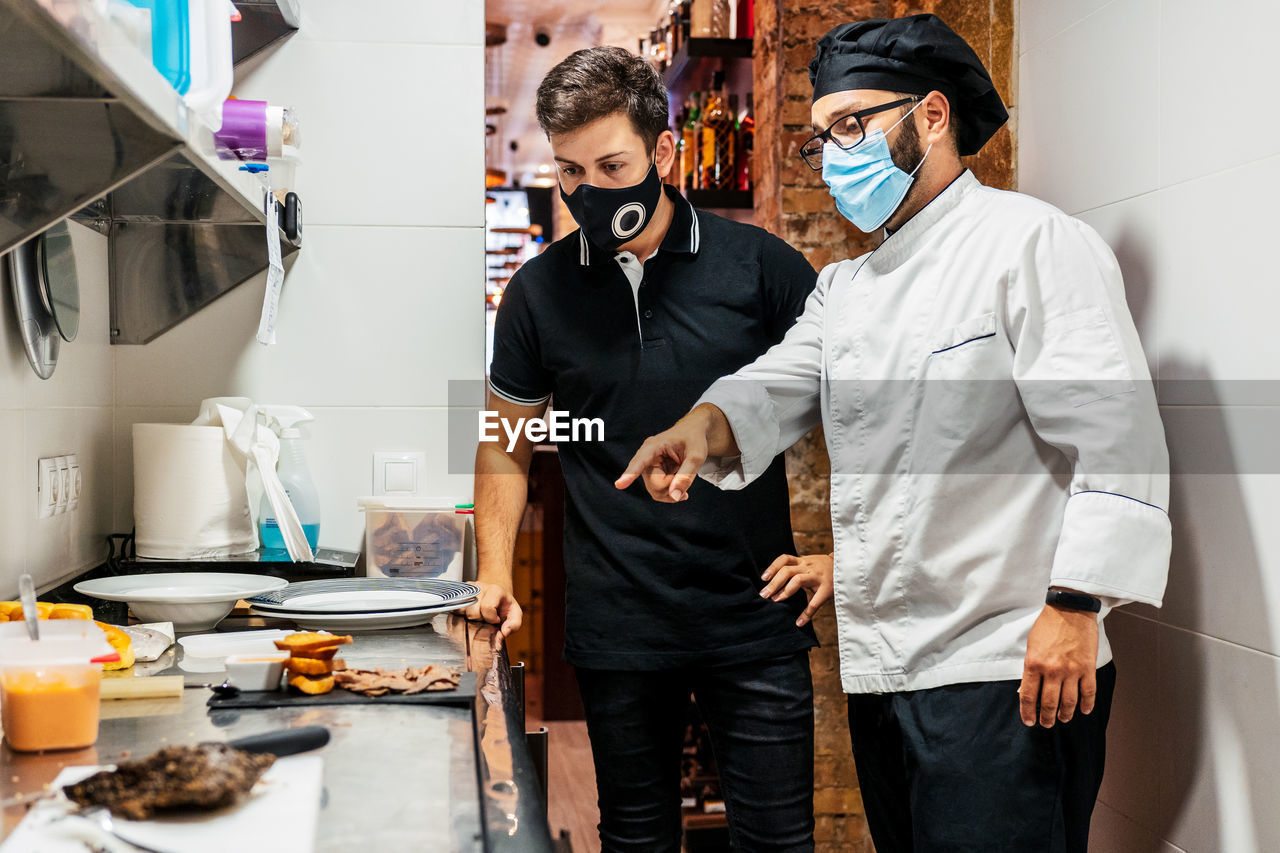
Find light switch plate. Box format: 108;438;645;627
68;454;82;511
37;457;59;518
54;456;70;514
373;451;427;496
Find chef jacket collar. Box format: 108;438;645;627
577;184;701;267
872;169;980;271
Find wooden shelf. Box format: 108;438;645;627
661;37;753;90
686;188;752;209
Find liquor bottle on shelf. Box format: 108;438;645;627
736;91;754;191
735;0;754;39
701;71;735;190
709;0;731;38
668;1;682;57
690;0;711;38
683;93;702;190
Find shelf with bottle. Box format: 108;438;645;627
672;69;755;209
639;0;754;79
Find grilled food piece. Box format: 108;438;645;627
64;744;275;820
287;672;335;694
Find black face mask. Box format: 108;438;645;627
559;163;663;252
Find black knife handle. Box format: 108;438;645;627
227;726;330;757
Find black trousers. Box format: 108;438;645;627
576;652;815;853
847;662;1117;853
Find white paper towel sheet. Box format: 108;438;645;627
132;423;256;559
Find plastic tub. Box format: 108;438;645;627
0;625;114;752
357;498;472;581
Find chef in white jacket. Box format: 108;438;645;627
616;14;1171;853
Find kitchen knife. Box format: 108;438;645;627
0;727;330;811
226;726;329;757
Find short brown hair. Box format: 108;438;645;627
535;46;670;151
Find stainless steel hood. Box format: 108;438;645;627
0;0;301;344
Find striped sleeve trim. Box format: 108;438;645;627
489;380;551;407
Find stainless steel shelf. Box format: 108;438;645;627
0;0;301;344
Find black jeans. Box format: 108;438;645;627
576;652;815;853
847;662;1117;853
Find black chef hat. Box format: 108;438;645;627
807;14;1008;156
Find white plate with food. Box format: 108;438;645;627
75;573;288;631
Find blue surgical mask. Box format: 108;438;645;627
821;101;932;232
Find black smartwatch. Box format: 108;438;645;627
1045;588;1102;613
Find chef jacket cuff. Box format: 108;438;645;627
1049;490;1171;607
694;379;780;491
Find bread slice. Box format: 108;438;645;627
283;656;345;676
273;632;352;653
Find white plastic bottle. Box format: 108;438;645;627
258;407;321;551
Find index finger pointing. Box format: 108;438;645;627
615;444;654;490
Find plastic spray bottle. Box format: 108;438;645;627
258;406;321;551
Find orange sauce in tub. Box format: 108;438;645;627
1;669;101;752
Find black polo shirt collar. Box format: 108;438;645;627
577;184;702;266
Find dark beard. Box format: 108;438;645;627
887;112;925;221
890;109;924;173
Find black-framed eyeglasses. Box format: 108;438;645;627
799;97;921;171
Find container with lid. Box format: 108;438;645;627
357;498;473;581
0;622;116;752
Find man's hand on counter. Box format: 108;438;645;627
759;553;835;627
465;582;523;637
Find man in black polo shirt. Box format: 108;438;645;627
467;46;827;852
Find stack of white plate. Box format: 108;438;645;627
245;578;480;630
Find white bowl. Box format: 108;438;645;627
224;653;287;691
74;573;288;632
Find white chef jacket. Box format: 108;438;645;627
697;171;1171;694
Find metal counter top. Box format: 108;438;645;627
0;615;553;852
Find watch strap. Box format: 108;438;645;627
1045;588;1102;613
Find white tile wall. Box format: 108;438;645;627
0;223;115;595
1022;0;1280;847
1156;629;1280;853
1158;0;1280;187
1018;0;1116;56
294;1;483;46
1153;156;1280;403
1018;0;1160;216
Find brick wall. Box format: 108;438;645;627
753;3;1015;850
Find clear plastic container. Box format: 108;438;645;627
357;498;471;581
0;624;114;752
184;0;234;128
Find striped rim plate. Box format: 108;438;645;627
246;578;480;614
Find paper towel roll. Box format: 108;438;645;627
133;423;256;559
